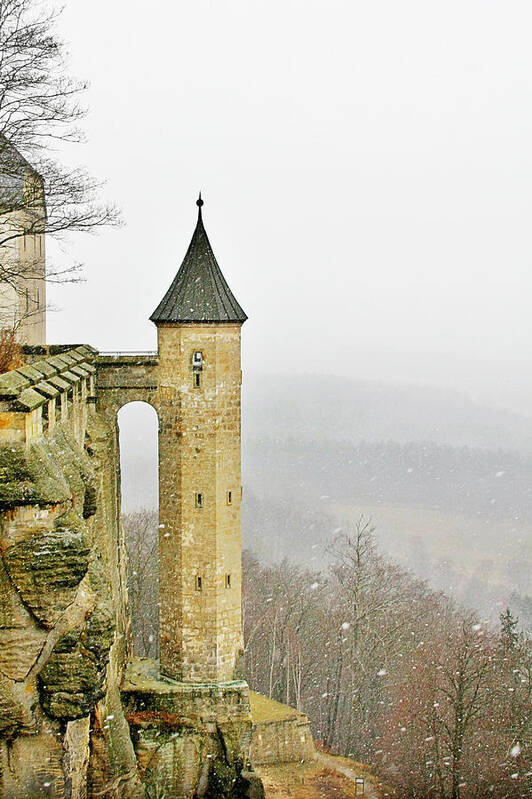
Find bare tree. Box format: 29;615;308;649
123;510;159;658
379;604;532;799
242;521;531;797
242;551;321;709
0;0;119;312
0;326;21;371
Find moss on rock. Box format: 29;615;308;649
2;523;91;628
38;573;115;722
38;627;108;720
48;429;97;523
0;442;70;510
0;676;33;738
0;428;97;523
82;599;115;663
83;481;98;518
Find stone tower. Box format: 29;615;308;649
0;136;46;344
151;195;247;683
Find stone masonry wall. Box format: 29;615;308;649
250;716;315;766
157;323;244;683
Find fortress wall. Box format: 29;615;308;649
250;716;315;766
248;693;315;767
0;347;143;798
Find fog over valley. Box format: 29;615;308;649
2;1;531;795
119;371;532;630
45;1;532;638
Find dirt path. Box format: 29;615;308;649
258;760;363;798
315;752;379;799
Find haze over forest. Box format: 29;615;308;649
119;370;532;631
35;1;531;636
1;0;530;795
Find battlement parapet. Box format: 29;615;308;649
0;345;97;444
97;350;158;362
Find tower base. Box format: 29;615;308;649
121;658;262;798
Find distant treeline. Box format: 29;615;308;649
245;437;532;521
244;374;532;452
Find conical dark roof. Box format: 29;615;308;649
150;197;247;324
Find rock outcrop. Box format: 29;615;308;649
0;356;143;797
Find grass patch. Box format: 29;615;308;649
249;691;300;723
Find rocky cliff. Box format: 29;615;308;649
0;396;143;797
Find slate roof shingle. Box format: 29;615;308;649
150;198;247;324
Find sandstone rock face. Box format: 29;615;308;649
121;659;255;799
3;525;91;628
38;626;109;720
0;674;34;737
0;412;143;798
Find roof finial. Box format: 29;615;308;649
196;191;204;220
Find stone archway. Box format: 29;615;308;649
118;401;159;514
118;401;160;658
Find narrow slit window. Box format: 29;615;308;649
194;372;201;388
227;490;232;505
195;576;203;591
225;574;231;589
195;492;203;508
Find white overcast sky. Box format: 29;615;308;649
48;0;532;411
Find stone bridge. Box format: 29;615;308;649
0;347;165;445
95;352;160;414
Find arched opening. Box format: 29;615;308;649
118;401;159;658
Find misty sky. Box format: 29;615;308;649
47;1;532;411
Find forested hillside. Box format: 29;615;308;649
244;374;532;452
123;510;532;799
242;525;531;799
245;438;532;520
120;373;532;621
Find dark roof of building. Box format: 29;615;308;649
150;196;247;325
0;135;43;208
